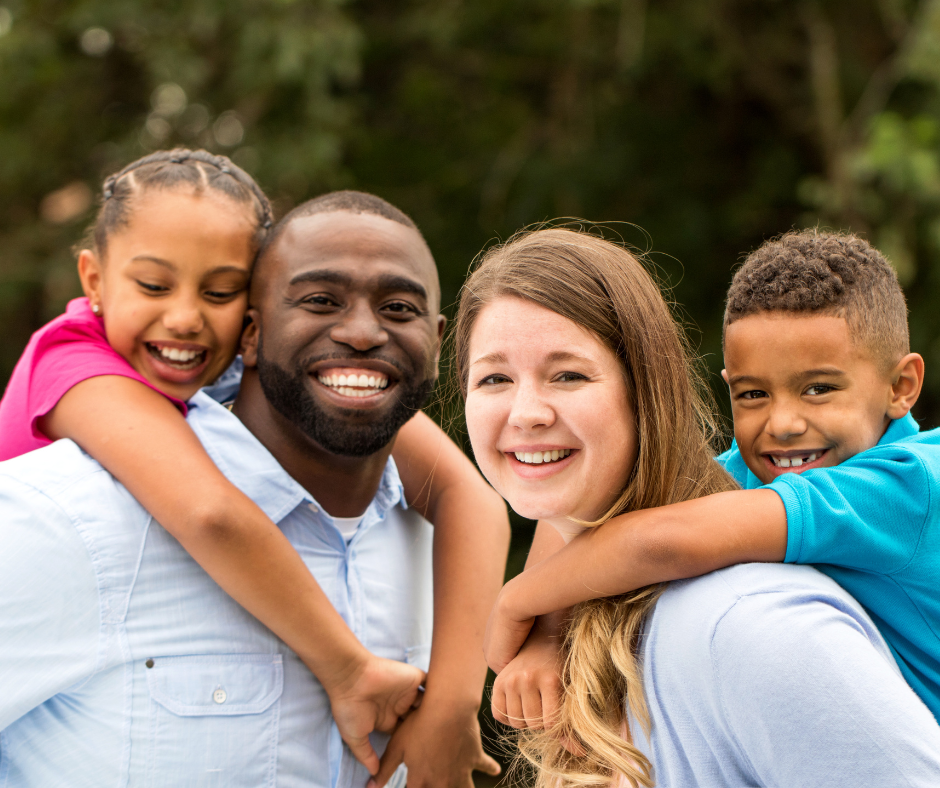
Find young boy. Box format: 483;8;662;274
486;229;940;724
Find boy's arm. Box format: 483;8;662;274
42;375;423;775
485;489;787;672
375;411;510;788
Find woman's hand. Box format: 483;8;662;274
491;613;566;730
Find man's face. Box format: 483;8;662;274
244;210;445;457
723;312;894;485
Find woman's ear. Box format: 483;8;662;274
77;249;103;308
240;309;261;367
887;352;925;419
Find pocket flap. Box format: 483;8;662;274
147;654;283;716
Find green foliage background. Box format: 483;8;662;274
4;0;940;770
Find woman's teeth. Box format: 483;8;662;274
514;449;571;465
318;372;390;398
771;452;819;468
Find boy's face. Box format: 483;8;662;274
723;312;894;485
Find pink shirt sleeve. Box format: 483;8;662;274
0;298;185;461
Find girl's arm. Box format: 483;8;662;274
485;489;787;672
376;412;509;788
41;375;423;776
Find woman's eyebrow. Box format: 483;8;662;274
470;352;508;366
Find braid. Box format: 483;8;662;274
88;148;273;257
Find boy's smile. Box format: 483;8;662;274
723;313;898;485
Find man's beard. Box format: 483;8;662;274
256;343;435;458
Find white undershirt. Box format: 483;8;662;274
331;514;365;543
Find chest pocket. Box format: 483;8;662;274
145;654;283;788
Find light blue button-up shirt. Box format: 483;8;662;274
0;390;433;788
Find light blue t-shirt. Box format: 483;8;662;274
717;412;940;720
630;563;940;786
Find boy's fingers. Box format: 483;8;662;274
344;734;380;776
367;734;405;788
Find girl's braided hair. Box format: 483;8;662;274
85;148;273;257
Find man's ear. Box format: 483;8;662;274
77;249;103;308
240;309;261;368
887;352;924;419
430;314;447;376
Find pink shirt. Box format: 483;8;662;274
0;297;185;461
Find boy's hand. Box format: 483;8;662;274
491;615;565;731
323;654;425;776
367;699;501;788
484;578;537;674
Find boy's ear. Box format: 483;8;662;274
240;309;260;368
721;369;729;384
77;249;103;307
887;352;925;419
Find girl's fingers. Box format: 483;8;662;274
503;684;526;729
491;682;511;727
520;684;545;730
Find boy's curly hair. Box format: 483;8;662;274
723;229;909;367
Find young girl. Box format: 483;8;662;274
0;149;506;777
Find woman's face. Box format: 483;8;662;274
465;296;639;538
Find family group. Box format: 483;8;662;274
0;147;938;788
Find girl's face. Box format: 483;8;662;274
79;188;256;401
465;296;639;540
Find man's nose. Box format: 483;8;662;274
162;295;204;336
329;300;388;352
507;381;556;431
764;399;808;441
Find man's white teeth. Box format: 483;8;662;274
772;452;818;468
318;372;390;397
157;346;202;363
514;449;572;464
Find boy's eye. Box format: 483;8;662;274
738;389;767;400
805;384;835;396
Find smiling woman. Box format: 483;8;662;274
455;228;736;787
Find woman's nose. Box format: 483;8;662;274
329;301;388;352
162;296;205;336
507;382;556;431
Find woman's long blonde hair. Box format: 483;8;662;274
454;228;737;787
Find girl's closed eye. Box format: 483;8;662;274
137;280;169;294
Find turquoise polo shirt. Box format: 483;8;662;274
718;412;940;721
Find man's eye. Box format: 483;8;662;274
739;390;767;400
381;301;419;318
302;294;339;308
806;384;835;396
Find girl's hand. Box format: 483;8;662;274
491;614;565;730
484;579;537;674
324;654;425;775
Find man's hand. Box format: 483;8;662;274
484;579;537;674
324;654;425;776
491;614;565;731
367;699;500;788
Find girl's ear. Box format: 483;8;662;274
240;309;261;367
77;249;104;308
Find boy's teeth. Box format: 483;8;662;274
772;452;819;468
318;372;389;396
514;449;571;464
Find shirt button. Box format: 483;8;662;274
213;688;227;704
145;659;154;669
308;503;319;513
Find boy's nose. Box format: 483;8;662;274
764;401;808;441
507;382;556;431
329;301;388;352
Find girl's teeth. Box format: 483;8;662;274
157;347;201;363
514;449;572;464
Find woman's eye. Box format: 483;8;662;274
555;371;588;383
476;374;511;387
806;384;835;396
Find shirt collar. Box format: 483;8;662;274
880;411;920;444
185;390;406;524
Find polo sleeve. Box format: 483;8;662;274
770;446;930;573
712;588;940;787
0;475;101;729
